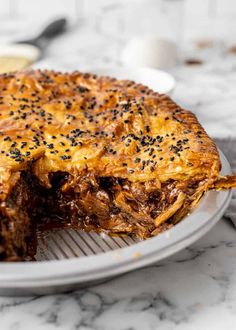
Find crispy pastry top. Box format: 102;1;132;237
0;70;221;201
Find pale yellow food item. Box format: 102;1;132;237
0;56;31;73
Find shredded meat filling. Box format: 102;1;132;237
0;169;205;260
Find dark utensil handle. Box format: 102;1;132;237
16;18;67;50
36;18;67;40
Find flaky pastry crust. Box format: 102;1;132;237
0;70;235;260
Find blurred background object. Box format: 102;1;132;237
0;0;236;72
120;0;184;69
0;18;67;73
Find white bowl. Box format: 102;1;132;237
93;66;176;95
0;43;40;62
121;37;178;70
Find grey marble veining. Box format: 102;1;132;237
1;0;236;329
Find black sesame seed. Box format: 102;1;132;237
3;136;11;141
46;143;54;149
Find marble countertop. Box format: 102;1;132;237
1;1;236;329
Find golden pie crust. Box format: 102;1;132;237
0;70;235;260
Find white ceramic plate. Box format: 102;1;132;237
93;66;176;95
0;151;232;296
